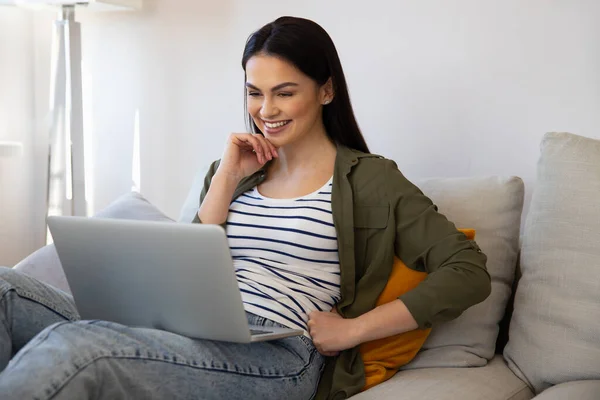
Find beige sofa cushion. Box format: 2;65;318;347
504;132;600;393
352;355;533;400
532;381;600;400
401;176;524;369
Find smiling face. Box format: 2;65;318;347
245;53;332;148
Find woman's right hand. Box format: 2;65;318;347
217;133;279;181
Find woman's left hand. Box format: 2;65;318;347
307;306;362;357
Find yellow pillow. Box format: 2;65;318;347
360;229;476;391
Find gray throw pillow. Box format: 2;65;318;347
178;164;209;223
503;132;600;393
13;191;173;294
401;176;525;369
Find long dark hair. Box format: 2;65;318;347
241;16;370;153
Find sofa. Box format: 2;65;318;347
10;131;600;399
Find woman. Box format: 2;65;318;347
0;16;490;400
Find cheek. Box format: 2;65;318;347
286;98;318;121
247;100;261;118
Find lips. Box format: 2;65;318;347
263;120;291;129
262;119;292;135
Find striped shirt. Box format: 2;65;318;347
226;177;341;335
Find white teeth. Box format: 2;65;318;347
264;120;290;129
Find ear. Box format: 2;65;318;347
319;78;335;105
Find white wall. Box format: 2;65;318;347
74;0;240;217
0;8;37;267
75;0;600;220
2;0;600;263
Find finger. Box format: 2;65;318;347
229;134;248;148
254;134;273;161
243;134;266;163
230;134;258;154
264;138;279;158
316;345;338;357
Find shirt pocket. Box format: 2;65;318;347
354;204;389;278
354;204;389;229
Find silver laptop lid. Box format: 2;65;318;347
47;216;255;342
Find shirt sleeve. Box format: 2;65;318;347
385;160;491;329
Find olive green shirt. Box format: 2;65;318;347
192;145;491;400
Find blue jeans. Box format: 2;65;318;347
0;267;325;399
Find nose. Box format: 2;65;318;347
260;97;279;119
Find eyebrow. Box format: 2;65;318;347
245;82;299;92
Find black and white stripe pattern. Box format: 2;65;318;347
226;178;340;334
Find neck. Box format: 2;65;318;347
270;124;336;177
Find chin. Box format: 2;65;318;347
262;134;286;147
262;125;296;146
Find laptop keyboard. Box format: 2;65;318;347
250;329;273;336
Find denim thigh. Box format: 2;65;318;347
0;267;79;371
1;311;325;399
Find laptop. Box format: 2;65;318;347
47;216;303;343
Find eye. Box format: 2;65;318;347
247;91;262;97
277;92;293;97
